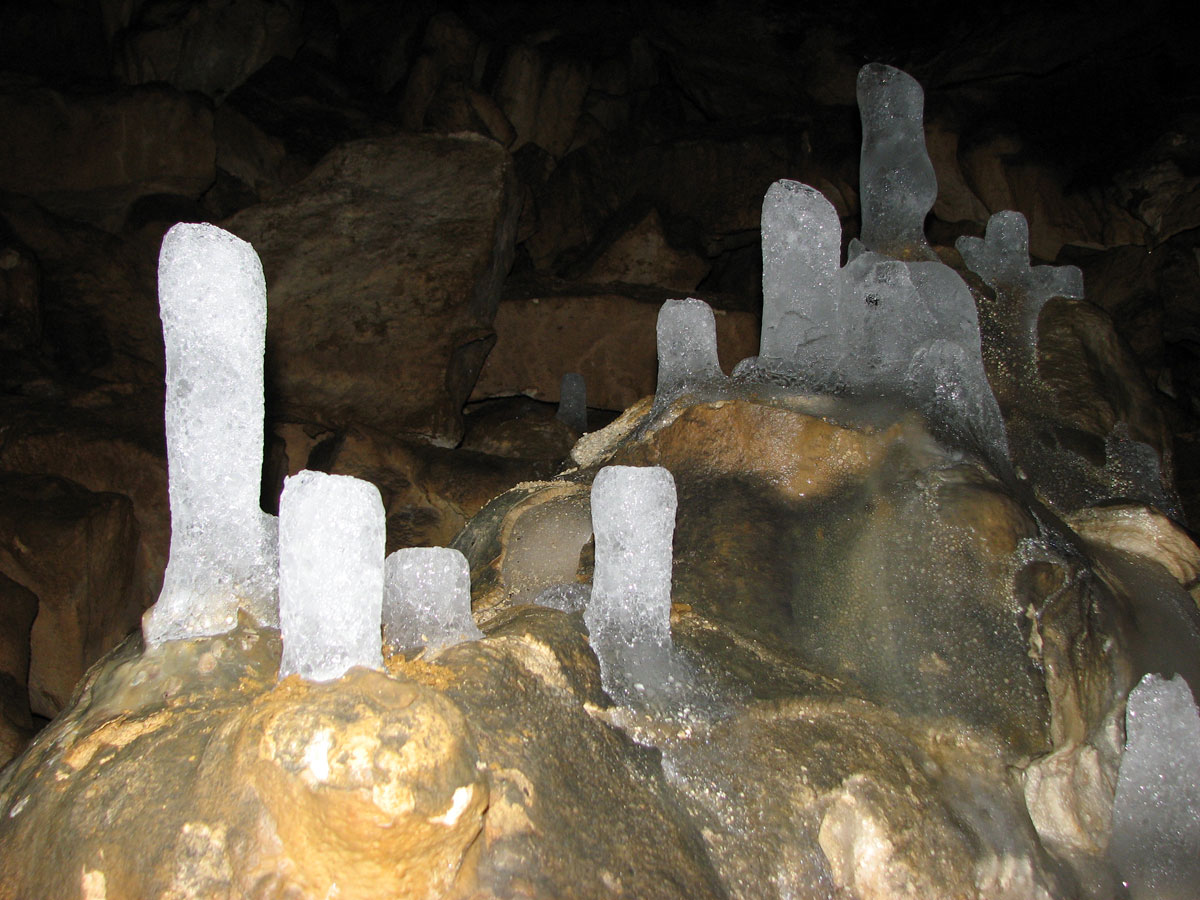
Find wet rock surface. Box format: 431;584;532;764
1;392;1181;897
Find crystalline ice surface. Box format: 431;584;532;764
556;372;588;432
586;465;677;651
383;546;483;653
760;180;841;365
857;63;937;258
1110;673;1200;900
656;298;725;399
143;222;278;647
957;211;1083;347
278;470;384;682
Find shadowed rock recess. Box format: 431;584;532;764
2;5;1200;900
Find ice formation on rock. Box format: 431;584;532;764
585;465;677;652
1110;673;1200;899
556;372;587;432
759;181;841;366
655;298;725;399
957;211;1084;359
383;546;483;653
856;63;937;260
278;470;384;681
143;223;278;647
743;64;1008;462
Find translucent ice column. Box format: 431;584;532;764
760;180;841;366
585;465;677;652
956;211;1083;354
857;63;937;259
1110;673;1200;899
278;470;384;681
556;372;587;432
143;223;278;647
383;546;483;653
656;298;725;399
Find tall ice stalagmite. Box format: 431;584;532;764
143;223;278;646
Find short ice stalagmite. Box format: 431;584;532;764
383;546;483;654
278;470;385;682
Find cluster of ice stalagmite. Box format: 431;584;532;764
144;223;484;681
278;470;385;681
1109;673;1200;899
142;223;279;646
742;64;1007;459
383;546;482;653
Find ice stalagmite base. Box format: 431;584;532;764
383;546;483;654
278;470;384;681
143;223;278;647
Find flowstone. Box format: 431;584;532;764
143;223;278;647
278;470;384;681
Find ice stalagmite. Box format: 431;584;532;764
655;298;724;399
956;211;1083;355
383;546;483;653
856;63;937;259
278;470;384;681
760;180;841;366
586;465;677;652
1110;673;1200;899
143;223;278;646
556;372;588;433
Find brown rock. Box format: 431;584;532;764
1038;297;1170;457
0;610;723;899
472;290;759;411
225;133;520;446
581;207;711;291
267;422;545;552
0;572;37;767
0;83;215;231
0;393;169;614
0;238;39;352
1066;503;1200;605
115;0;303;99
959;133;1145;260
0;473;140;718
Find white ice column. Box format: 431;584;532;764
857;63;937;258
143;223;278;646
383;546;483;653
278;470;384;681
585;465;677;651
656;298;724;398
760;180;841;365
556;372;588;433
1110;673;1200;899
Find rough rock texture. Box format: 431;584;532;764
473;289;759;411
0;612;723;900
0;573;36;767
0;84;215;231
114;0;303;100
225;133;520;446
0;473;140;719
